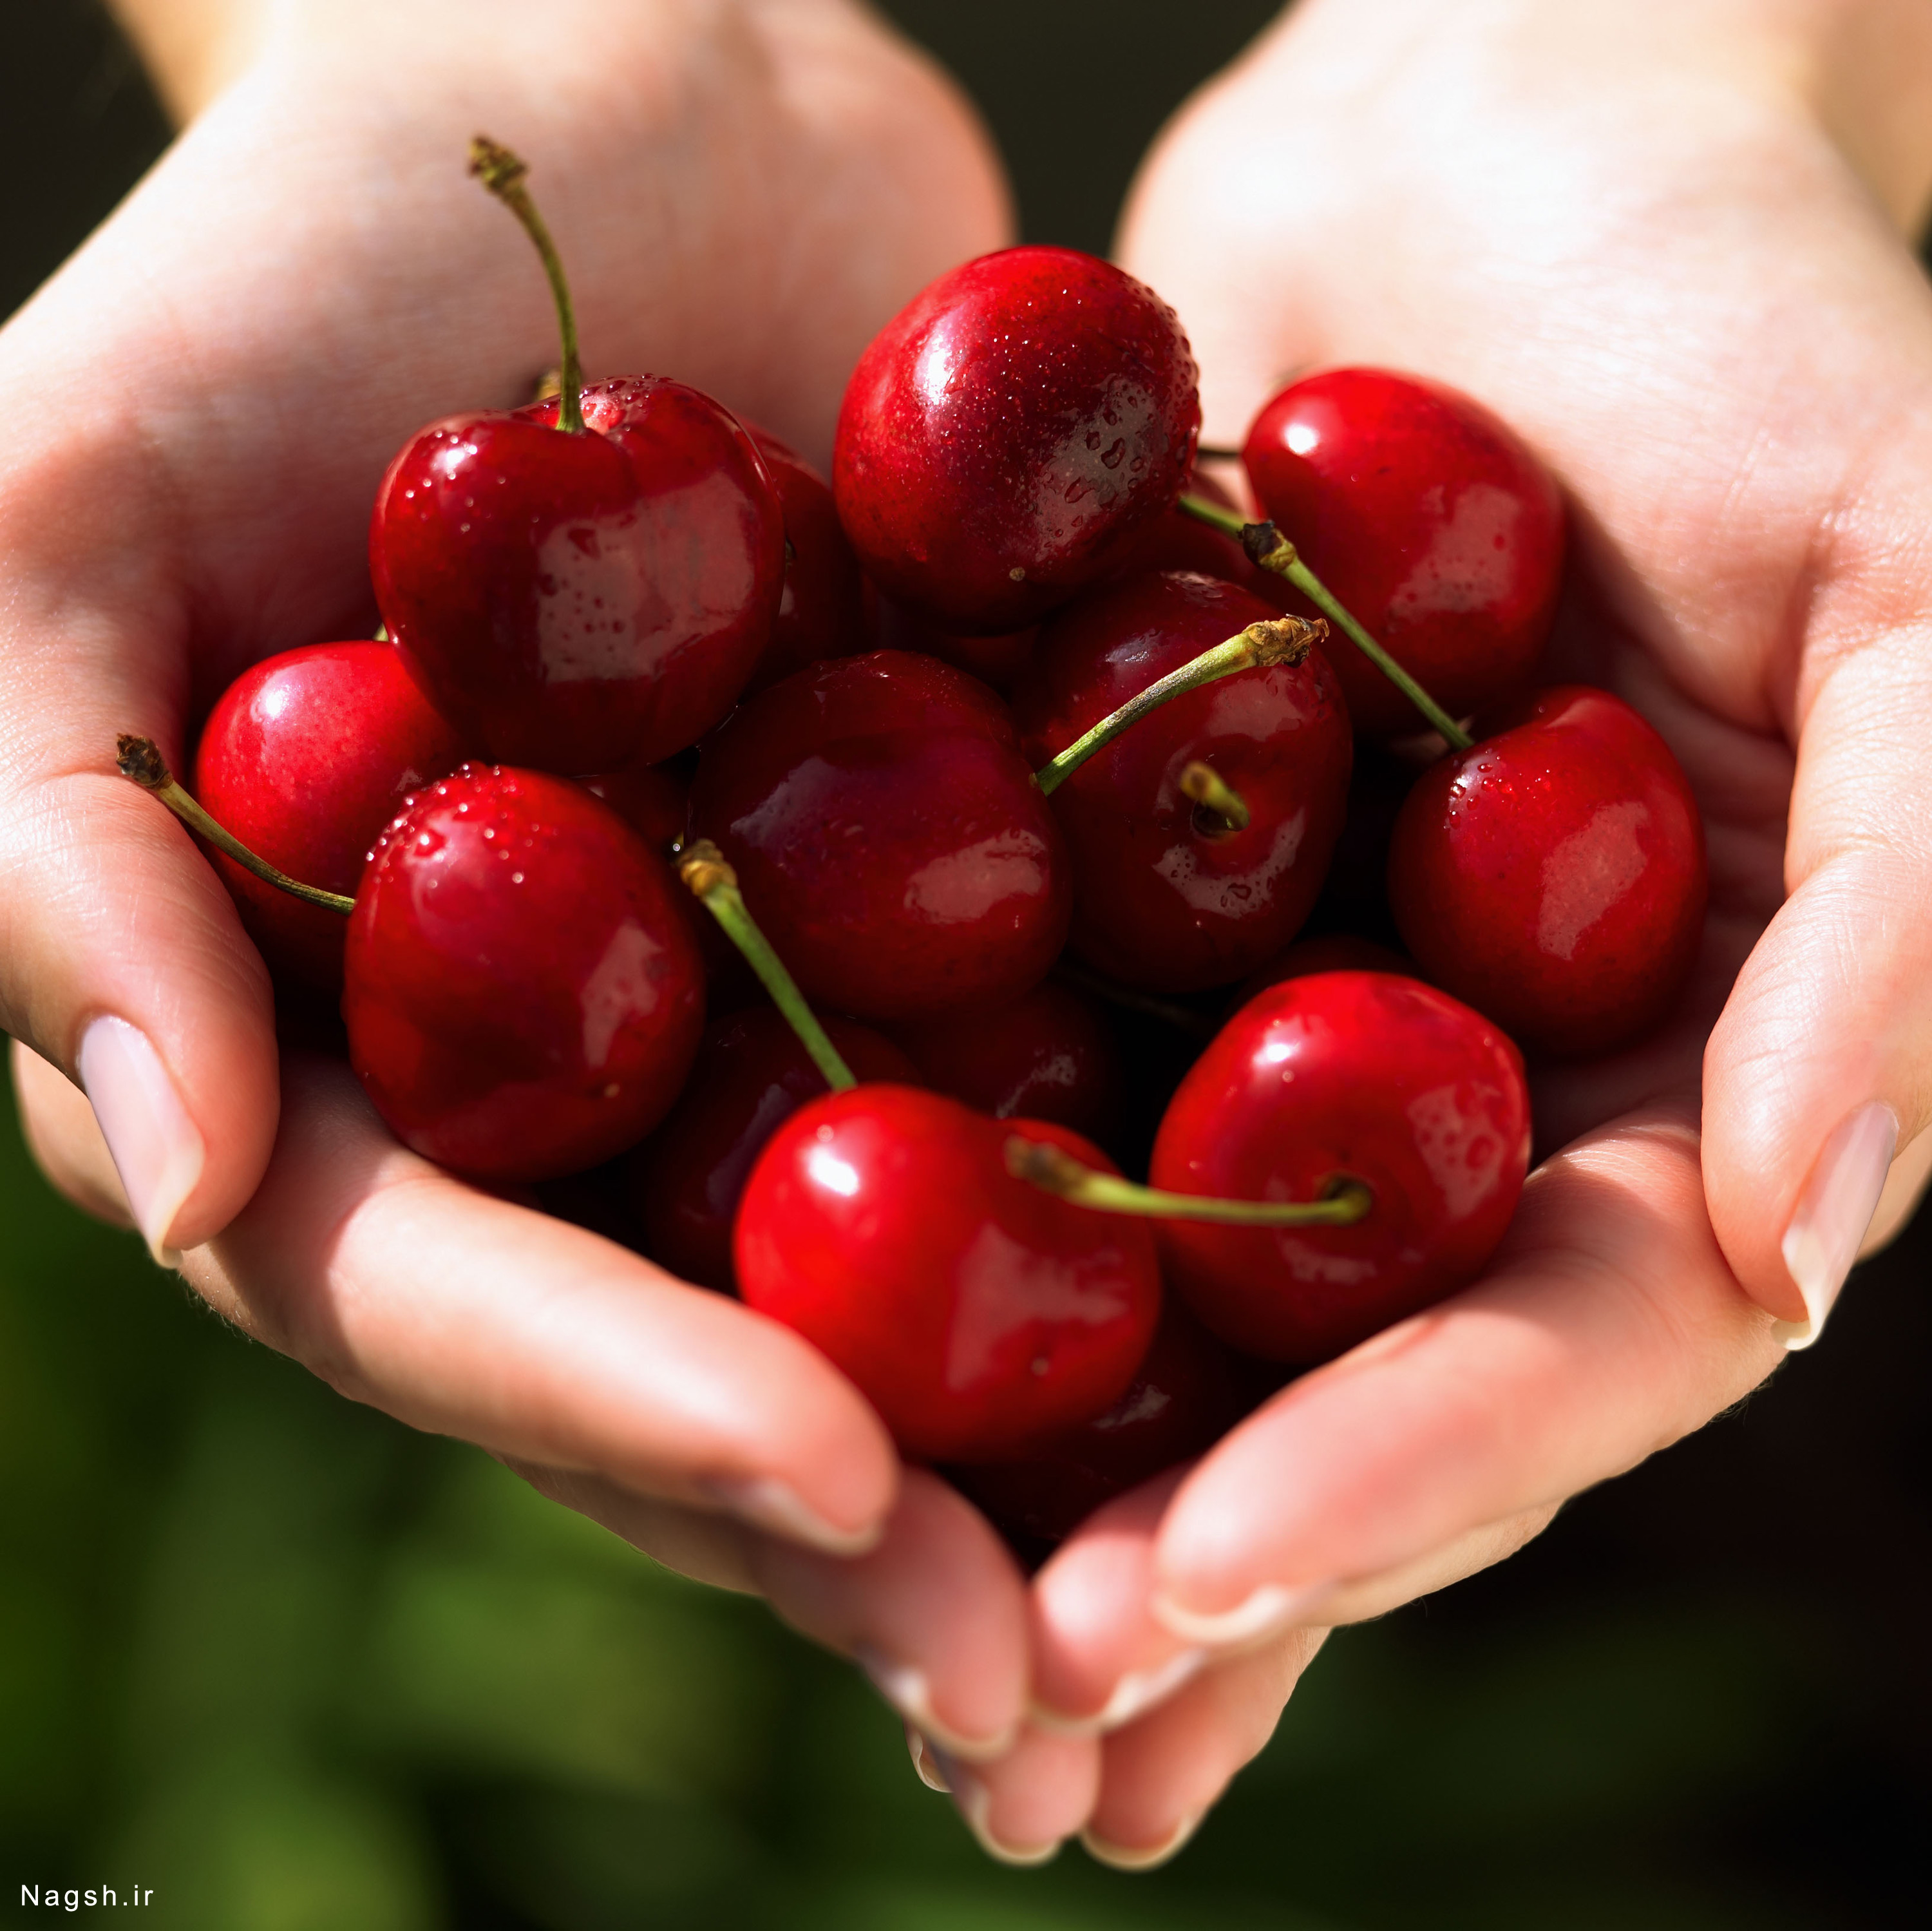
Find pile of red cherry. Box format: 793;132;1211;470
131;143;1706;1549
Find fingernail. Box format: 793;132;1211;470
1777;1101;1897;1351
77;1015;204;1267
904;1724;949;1793
1032;1647;1208;1737
1081;1811;1204;1872
857;1645;1016;1763
926;1746;1063;1867
1150;1580;1334;1649
705;1476;884;1557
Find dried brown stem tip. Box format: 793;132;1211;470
1241;520;1300;574
468;135;530;196
1243;616;1321;669
677;838;738;900
116;734;171;790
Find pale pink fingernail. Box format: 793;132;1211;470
925;1746;1063;1867
1150;1579;1334;1649
1032;1647;1208;1737
1777;1101;1897;1351
1082;1810;1205;1872
858;1646;1015;1763
705;1476;884;1557
904;1724;950;1793
77;1016;204;1267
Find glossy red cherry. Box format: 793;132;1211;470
688;650;1070;1023
1094;471;1285;607
949;1299;1247;1544
743;426;865;692
626;1006;916;1291
1243;368;1564;736
344;764;705;1181
193;642;468;996
834;247;1201;632
1151;971;1530;1362
736;1084;1161;1462
889;980;1121;1145
371;376;785;773
1014;571;1352;993
1387;685;1707;1056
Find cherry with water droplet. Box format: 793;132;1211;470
1386;685;1707;1056
1242;368;1564;736
193;640;468;996
1150;969;1531;1362
735;1083;1162;1461
834;246;1200;633
1014;571;1352;993
344;763;705;1180
688;650;1071;1023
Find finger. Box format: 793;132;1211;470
1032;1472;1554;1737
1029;1469;1210;1735
10;1037;132;1231
1705;594;1932;1341
1081;1628;1327;1872
1148;1105;1780;1648
0;743;279;1262
505;1460;761;1595
750;1469;1032;1764
912;1721;1102;1868
182;1051;900;1554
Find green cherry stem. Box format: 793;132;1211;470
1177;493;1473;752
677;841;857;1092
1007;1135;1374;1227
470;135;584;435
1032;615;1324;797
116;734;355;915
1179;759;1250;832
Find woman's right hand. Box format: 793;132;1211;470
1;0;1070;1815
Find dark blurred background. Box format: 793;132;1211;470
3;1;1927;1925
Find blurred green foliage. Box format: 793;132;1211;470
0;1066;1872;1928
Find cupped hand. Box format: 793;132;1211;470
2;0;1033;1764
1005;0;1932;1864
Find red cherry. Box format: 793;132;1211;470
1387;685;1707;1056
627;1005;917;1291
1150;971;1530;1362
889;980;1121;1145
742;426;865;692
1243;368;1564;736
688;650;1071;1023
1014;571;1352;993
193;642;468;995
834;247;1201;632
735;1084;1161;1462
370;376;785;773
949;1298;1247;1544
344;763;705;1181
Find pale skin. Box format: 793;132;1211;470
8;0;1931;1871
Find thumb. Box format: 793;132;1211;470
1703;573;1932;1347
1;613;279;1262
